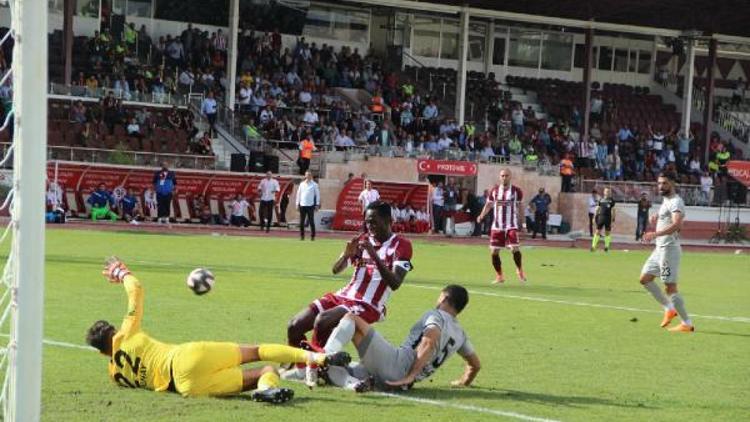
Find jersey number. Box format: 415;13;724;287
432;338;455;369
114;350;142;388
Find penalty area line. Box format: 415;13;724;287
377;392;561;422
405;284;750;324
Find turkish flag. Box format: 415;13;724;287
727;160;750;187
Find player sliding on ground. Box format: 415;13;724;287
477;168;527;284
284;201;413;386
639;172;694;332
86;257;351;402
321;285;481;392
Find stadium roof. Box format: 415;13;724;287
359;0;750;40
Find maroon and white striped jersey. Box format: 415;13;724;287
336;233;413;315
489;184;524;231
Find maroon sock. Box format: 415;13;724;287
512;250;523;271
492;254;502;275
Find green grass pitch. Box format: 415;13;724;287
33;229;750;421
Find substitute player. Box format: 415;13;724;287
640;173;694;332
476;168;526;284
322;285;480;392
591;187;616;252
285;201;413;384
87;257;350;401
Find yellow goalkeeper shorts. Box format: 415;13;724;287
171;341;243;397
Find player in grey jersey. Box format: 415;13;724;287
320;285;481;391
640;172;694;332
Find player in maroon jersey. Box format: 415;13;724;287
284;201;413;384
477;169;527;284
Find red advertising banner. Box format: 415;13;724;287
46;161;296;213
331;178;430;231
416;159;477;176
727;160;750;188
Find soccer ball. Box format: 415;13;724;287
187;268;215;295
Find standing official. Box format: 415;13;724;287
258;172;280;233
635;192;651;241
153;163;177;225
357;180;380;215
587;189;599;237
295;171;320;241
530;188;551;239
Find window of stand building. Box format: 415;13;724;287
412;16;441;58
126;0;152;18
541;33;572;71
613;48;628;72
155;0;228;27
628;50;638;72
75;0;99;17
303;5;370;44
492;31;507;65
440;19;459;60
598;46;613;70
48;0;64;14
638;50;651;74
508;29;541;69
574;44;599;69
468;22;486;63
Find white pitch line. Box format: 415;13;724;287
0;333;95;350
303;275;750;324
376;392;561;422
0;334;559;422
406;284;750;324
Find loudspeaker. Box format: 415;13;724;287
248;151;265;173
230;153;247;172
728;181;747;204
263;154;279;174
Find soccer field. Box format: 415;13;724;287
33;229;750;421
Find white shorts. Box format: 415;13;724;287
356;329;415;386
641;246;681;284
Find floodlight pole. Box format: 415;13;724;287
702;38;717;164
680;38;696;137
582;26;594;143
455;6;469;126
10;0;48;420
226;0;240;112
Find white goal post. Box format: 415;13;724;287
4;0;48;421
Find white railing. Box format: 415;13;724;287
579;179;723;207
49;82;188;107
0;143;216;170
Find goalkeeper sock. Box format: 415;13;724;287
604;235;612;249
256;371;280;391
324;317;355;354
592;233;600;249
642;281;672;310
258;344;325;366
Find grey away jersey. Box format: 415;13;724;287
401;309;474;382
655;195;685;247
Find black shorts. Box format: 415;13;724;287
596;218;612;231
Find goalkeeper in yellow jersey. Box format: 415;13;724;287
86;257;350;402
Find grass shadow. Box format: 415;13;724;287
698;329;750;338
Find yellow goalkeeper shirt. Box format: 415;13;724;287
108;275;177;391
